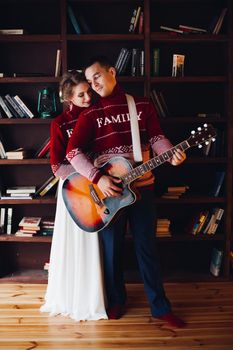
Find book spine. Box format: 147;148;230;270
39;177;59;197
6;208;13;235
152;48;160;76
68;5;82;34
14;95;34;118
5;94;25;118
0;96;13;118
55;49;61;77
129;8;137;33
0;208;6;233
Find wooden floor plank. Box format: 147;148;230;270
0;282;233;349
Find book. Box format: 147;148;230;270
209;208;224;235
152;48;160;76
19;216;41;228
0;29;25;35
0;139;7;159
33;175;59;197
0;207;6;233
5;147;30;160
172;54;185;77
55;49;61;77
0;96;13;118
212;8;227;35
210;247;223;276
138;11;144;34
209;171;225;197
133;6;141;33
13;95;34;118
5;95;25;118
68;5;82;34
6;186;36;194
34;137;50;158
6;208;13;235
39;176;59;197
129;8;138;33
160;26;184;34
178;25;207;33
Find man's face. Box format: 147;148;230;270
85;62;116;97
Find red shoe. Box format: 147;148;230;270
157;312;186;328
107;304;126;320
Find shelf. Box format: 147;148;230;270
151;33;229;42
0;197;57;205
0;118;52;124
0;77;60;83
0;234;52;243
0;269;48;284
0;35;61;43
0;159;50;165
150;76;227;83
67;34;144;41
155;196;225;204
159;117;227;123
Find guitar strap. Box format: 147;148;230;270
125;94;143;163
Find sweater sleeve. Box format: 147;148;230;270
146;101;173;155
66;112;103;183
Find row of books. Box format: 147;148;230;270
0;136;50;160
160;8;227;36
115;48;144;76
0;213;55;236
0;94;34;119
161;186;189;199
156;218;171;237
160;172;225;200
15;216;54;237
1;176;59;200
0;207;12;234
186;207;224;236
67;4;144;35
150;89;170;118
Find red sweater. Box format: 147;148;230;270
50;104;86;179
66;84;173;187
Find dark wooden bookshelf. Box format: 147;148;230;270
0;0;232;283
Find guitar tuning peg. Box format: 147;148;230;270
191;130;195;135
197;127;202;131
198;144;203;148
203;123;208;128
212;137;216;142
205;141;209;145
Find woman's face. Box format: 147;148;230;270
70;82;92;108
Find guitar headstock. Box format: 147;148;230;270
187;124;216;148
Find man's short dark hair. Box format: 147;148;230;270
83;56;114;72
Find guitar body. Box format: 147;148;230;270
62;156;137;232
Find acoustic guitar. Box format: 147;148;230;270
62;124;216;232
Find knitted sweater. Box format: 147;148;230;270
50;104;86;179
66;84;173;187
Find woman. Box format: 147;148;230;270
40;71;107;321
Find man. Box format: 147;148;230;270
66;56;186;327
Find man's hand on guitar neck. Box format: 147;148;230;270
97;175;123;197
170;149;186;166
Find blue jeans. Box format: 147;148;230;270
99;188;171;317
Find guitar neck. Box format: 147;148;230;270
121;140;190;185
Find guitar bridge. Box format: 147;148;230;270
89;184;104;208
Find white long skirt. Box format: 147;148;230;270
40;179;108;321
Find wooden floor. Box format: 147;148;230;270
0;282;233;349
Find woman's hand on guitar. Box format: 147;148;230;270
97;175;123;197
170;149;186;166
